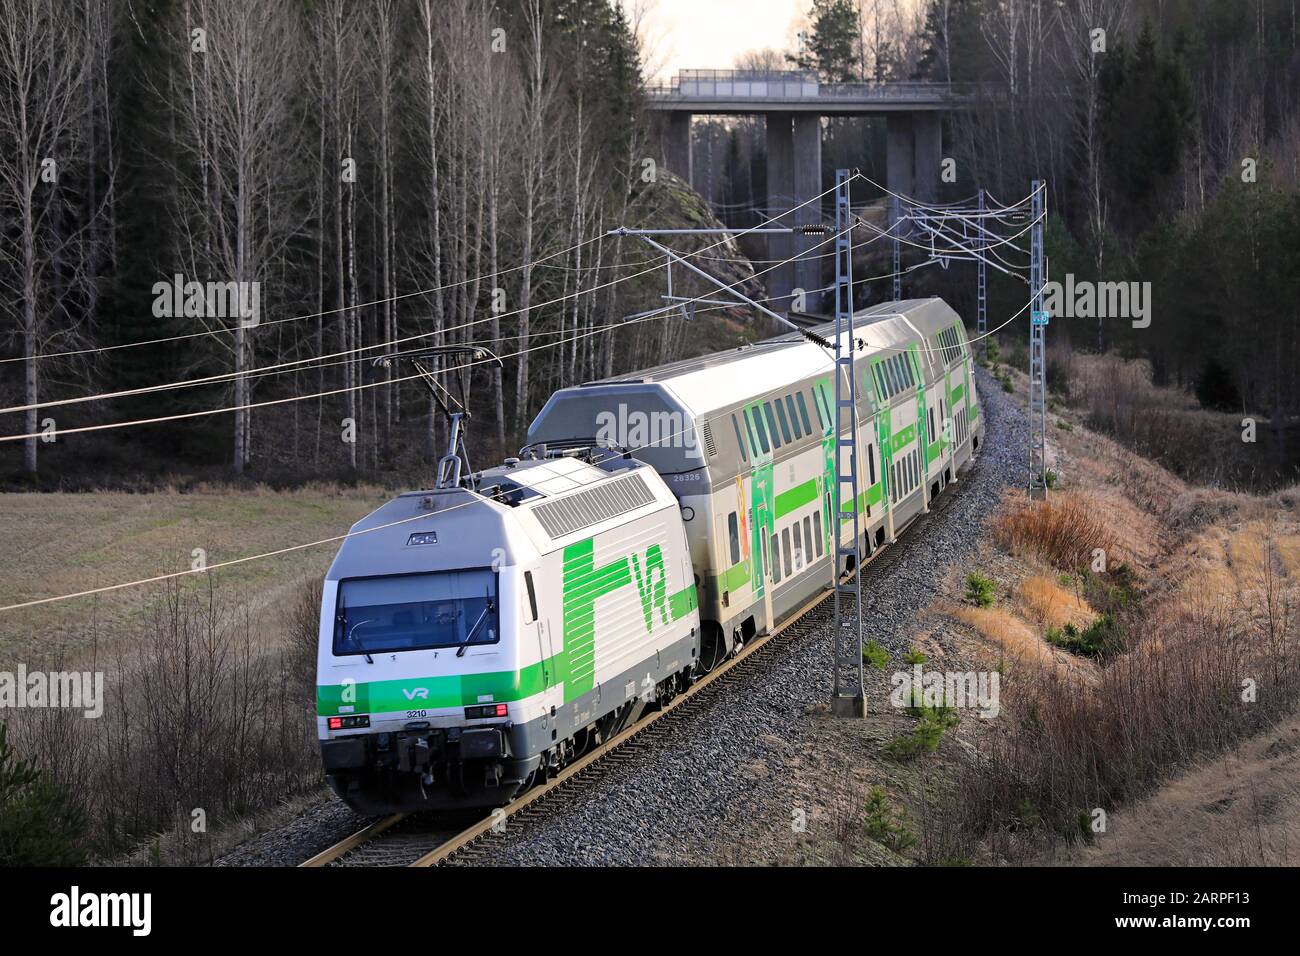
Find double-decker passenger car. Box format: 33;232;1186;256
529;298;983;663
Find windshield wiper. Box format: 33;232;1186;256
455;600;495;657
346;618;376;664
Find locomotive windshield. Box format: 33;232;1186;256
333;569;499;656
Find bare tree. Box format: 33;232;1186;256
164;0;304;472
0;0;94;475
1058;0;1129;349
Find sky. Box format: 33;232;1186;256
623;0;808;82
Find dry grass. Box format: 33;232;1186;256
1058;710;1300;866
948;605;1057;667
992;491;1116;572
0;486;380;663
934;594;1300;863
1017;575;1096;631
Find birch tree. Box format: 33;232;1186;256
0;0;93;475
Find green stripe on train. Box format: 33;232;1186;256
774;478;818;518
318;535;698;715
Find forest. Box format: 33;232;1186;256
0;0;710;487
696;0;1300;482
1;0;1299;488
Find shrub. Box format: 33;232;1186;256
885;705;959;759
862;639;889;670
0;724;86;866
964;572;997;607
992;493;1115;571
1047;616;1124;657
902;646;928;666
864;786;916;852
13;577;324;860
938;596;1300;861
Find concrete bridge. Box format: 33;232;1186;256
645;70;989;309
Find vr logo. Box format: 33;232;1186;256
403;688;430;700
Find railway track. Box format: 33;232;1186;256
300;475;968;868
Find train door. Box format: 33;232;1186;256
524;569;553;690
754;491;774;635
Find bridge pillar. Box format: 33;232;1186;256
886;114;914;207
913;113;942;203
792;114;823;301
765;112;795;309
662;112;693;185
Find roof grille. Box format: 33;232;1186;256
700;420;718;458
532;473;656;538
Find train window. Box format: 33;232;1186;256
763;403;782;448
770;533;782;584
782;529;793;578
731;414;748;463
792;521;803;569
727;512;741;566
784;395;802;439
744;408;761;456
868;443;876;485
524;571;538;624
334;569;500;656
905;355;915;388
874;365;886;399
802;517;813;561
887;359;900;395
819;386;833;428
813;509;823;556
795;392;812;434
774;399;793;444
751;406;770;454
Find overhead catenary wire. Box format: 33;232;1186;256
0;198;866;443
1;177;860;418
0;277;1043;615
3;173;862;369
1;171;1044;610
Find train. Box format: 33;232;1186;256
315;297;984;813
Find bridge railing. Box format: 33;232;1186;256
646;69;819;99
645;69;993;102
